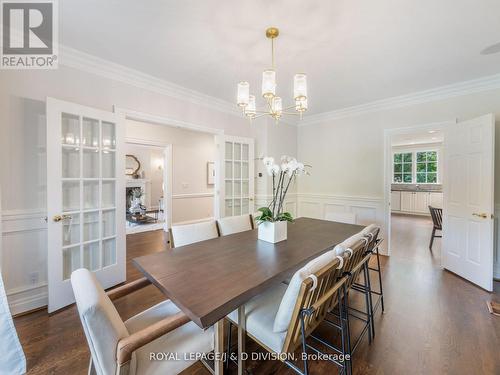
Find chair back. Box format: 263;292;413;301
280;250;355;354
169;220;219;248
71;269;131;375
429;206;442;229
324;212;357;224
217;214;253;236
335;225;380;289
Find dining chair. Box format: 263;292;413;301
71;269;213;375
329;230;376;351
226;250;351;375
428;206;442;250
169;220;219;248
324;212;357;224
361;224;384;314
216;214;254;236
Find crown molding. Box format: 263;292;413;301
60;46;242;117
59;46;299;126
60;46;500;128
299;73;500;126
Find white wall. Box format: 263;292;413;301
297;87;500;276
0;65;297;314
126;120;217;224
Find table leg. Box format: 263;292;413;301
214;319;225;375
238;305;246;375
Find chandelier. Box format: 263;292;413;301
236;27;308;123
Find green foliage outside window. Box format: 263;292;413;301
393;151;438;184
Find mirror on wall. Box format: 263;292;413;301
125;154;141;177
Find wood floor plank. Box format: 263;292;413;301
14;217;500;374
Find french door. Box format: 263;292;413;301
47;98;125;312
217;136;255;218
442;114;495;291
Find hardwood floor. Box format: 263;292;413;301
14;221;500;375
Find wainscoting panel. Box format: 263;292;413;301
297;193;387;254
1;209;48;315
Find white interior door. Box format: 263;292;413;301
443;114;495;291
47;98;125;312
216;136;255;218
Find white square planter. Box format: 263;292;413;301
258;221;288;243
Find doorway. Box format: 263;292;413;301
124;141;169;234
387;127;445;261
384;115;496;291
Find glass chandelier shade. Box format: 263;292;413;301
272;96;282;117
293;73;307;100
262;70;276;99
295;97;308;112
237;81;250;107
245;95;256;118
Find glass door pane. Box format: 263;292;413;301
102;121;116;149
62;181;80;212
83;242;100;271
62;146;80;178
83;211;99;242
83;149;99;178
82;117;99;147
62;214;80;247
61;113;80;146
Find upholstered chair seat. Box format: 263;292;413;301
71;269;213;375
227;250;338;353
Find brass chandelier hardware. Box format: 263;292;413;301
236;27;308;123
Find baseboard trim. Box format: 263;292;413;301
8;286;48;316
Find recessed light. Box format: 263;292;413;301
428;130;437;134
431;137;437;140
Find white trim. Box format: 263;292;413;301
61;47;500;128
61;46;240;118
299;73;500;126
118;108;220;229
383;120;455;256
9;286;48;316
118;108;225;135
172;193;214;199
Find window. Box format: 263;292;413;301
393;152;413;183
416;151;438;183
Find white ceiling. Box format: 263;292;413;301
61;0;500;115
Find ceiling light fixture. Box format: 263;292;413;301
236;27;308;124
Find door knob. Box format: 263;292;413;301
53;214;72;222
472;213;488;219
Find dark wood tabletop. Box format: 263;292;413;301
133;217;364;328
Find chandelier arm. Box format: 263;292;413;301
281;112;302;116
252;113;270;120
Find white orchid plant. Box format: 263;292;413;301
255;155;310;224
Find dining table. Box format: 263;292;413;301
133;217;364;375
